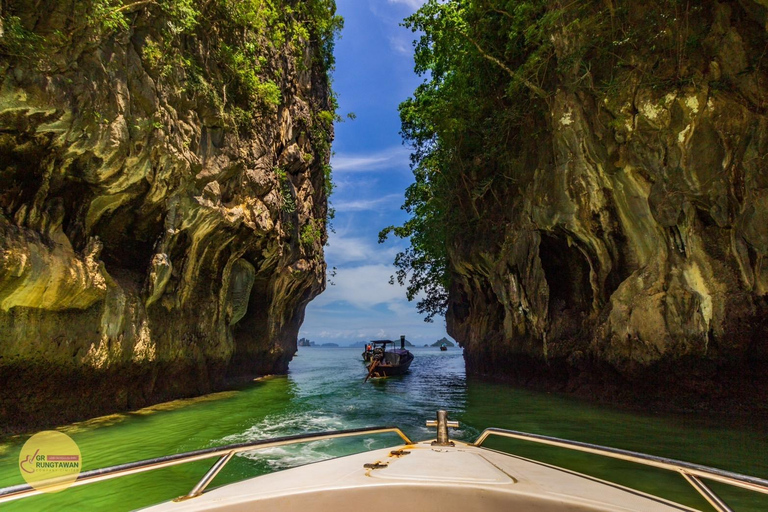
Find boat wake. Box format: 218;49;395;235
237;440;337;470
215;412;374;470
219;412;346;443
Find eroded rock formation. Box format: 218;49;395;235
0;1;334;433
444;2;768;409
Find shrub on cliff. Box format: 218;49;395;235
0;0;342;129
381;0;735;322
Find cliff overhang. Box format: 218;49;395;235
0;0;338;434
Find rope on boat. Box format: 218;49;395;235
364;358;381;382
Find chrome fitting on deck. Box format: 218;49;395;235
426;410;459;447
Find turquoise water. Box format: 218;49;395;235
0;347;766;510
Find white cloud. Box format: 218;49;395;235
300;301;452;344
300;265;453;342
333;175;372;192
334;193;402;213
311;327;391;341
300;301;442;342
325;234;400;266
332;146;410;173
388;35;412;55
325;236;372;264
387;0;426;10
311;264;402;309
387;300;417;317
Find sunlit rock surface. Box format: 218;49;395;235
0;2;331;433
449;2;768;410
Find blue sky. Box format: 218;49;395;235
298;0;454;346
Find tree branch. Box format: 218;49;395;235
460;31;549;99
112;0;155;14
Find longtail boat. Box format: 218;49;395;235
364;336;414;381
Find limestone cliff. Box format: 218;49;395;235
0;0;338;433
400;0;768;410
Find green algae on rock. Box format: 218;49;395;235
385;0;768;411
0;0;341;434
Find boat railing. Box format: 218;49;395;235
473;427;768;512
0;426;413;505
4;416;768;511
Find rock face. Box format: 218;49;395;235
0;1;334;433
446;2;768;409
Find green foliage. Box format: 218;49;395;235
85;0;198;36
296;0;344;71
132;117;164;135
301;219;323;249
88;0;129;32
378;191;449;323
317;110;336;125
0;15;44;58
310;108;336;213
1;1;341;131
218;40;283;111
142;39;163;68
275;167;296;214
322;163;334;198
203;0;341;127
2;0;341;252
257;80;282;107
382;0;555;321
383;0;717;321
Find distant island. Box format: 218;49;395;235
348;339;414;348
298;338;340;347
300;338;438;348
431;337;455;347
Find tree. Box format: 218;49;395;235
380;0;553;322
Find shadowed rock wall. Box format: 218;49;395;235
0;1;333;433
448;1;768;410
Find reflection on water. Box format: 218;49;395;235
0;347;766;511
461;378;768;510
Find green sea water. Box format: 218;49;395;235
0;347;766;511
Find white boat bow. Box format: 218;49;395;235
2;411;766;511
143;438;698;512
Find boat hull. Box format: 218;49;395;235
143;440;698;512
366;350;413;377
367;359;412;376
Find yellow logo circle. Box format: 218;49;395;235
18;431;82;493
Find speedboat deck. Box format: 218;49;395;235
143;440;696;512
2;411;766;511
